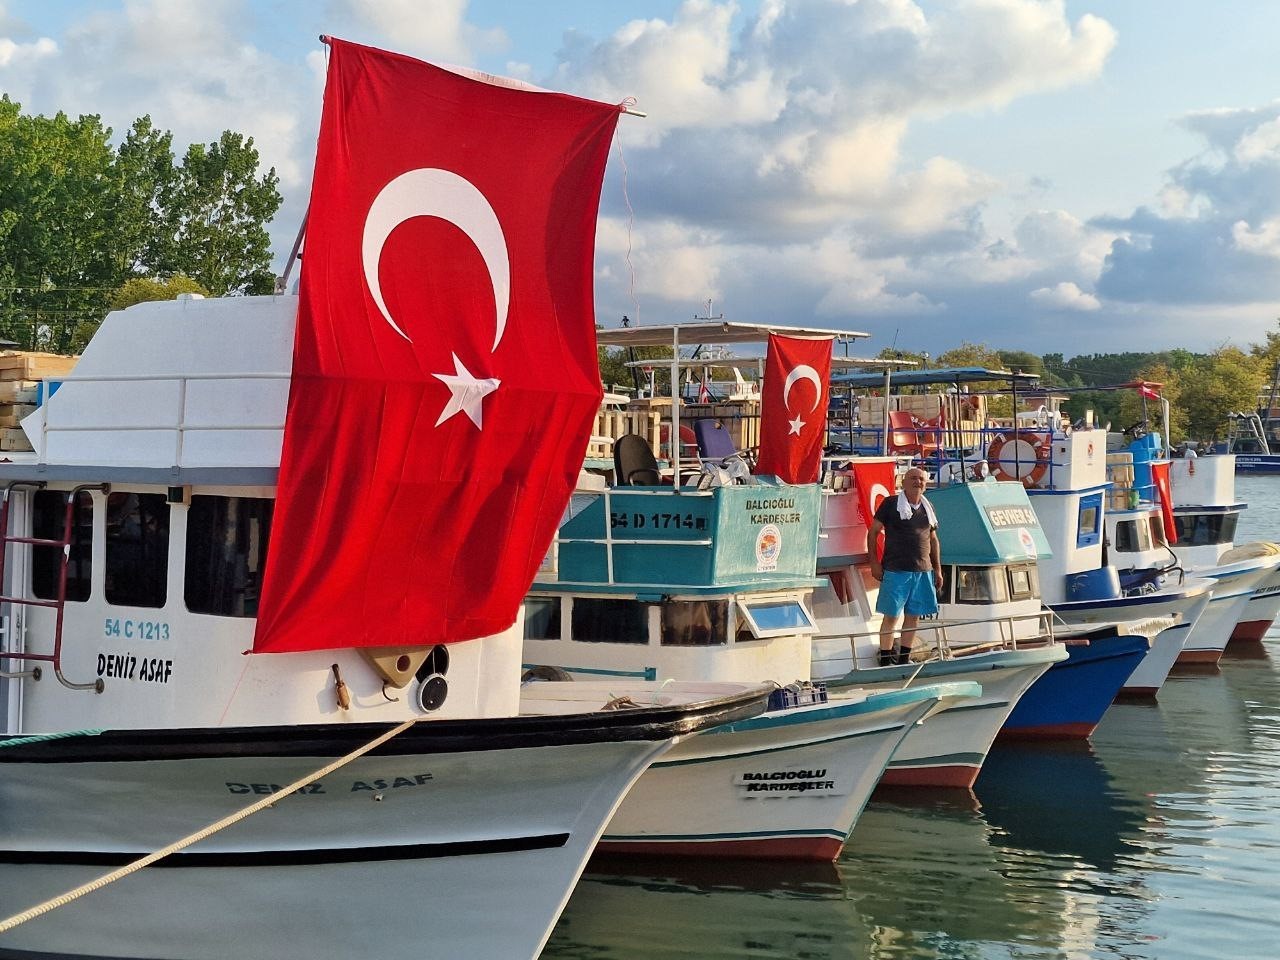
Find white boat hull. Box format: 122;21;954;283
1051;589;1210;693
1178;565;1274;664
0;720;730;960
595;685;972;861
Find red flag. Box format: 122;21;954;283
754;334;833;483
254;39;619;652
1138;384;1160;400
851;460;896;562
1150;460;1178;545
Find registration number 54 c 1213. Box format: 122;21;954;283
103;618;171;641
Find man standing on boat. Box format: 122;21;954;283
867;467;942;666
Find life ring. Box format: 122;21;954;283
987;431;1051;487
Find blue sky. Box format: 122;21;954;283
5;1;1280;359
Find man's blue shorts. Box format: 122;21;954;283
876;570;939;618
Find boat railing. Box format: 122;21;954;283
842;609;1057;676
29;371;290;467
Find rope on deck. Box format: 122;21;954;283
0;715;421;934
0;728;103;748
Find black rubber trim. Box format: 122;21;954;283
0;687;770;762
0;832;569;867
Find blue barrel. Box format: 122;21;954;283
1066;567;1121;601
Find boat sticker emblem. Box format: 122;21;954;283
756;523;782;571
1018;527;1037;556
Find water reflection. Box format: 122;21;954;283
546;582;1280;959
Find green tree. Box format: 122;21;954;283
163;132;281;295
0;99;283;351
1164;347;1264;441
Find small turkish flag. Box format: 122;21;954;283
254;39;620;652
754;334;833;484
851;460;896;562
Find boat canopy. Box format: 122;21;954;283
597;321;868;347
831;366;1040;388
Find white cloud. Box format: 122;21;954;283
329;0;508;65
1030;281;1100;311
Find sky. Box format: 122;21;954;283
4;0;1280;360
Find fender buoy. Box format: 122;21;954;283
987;431;1051;487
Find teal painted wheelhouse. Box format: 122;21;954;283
931;480;1052;565
554;480;823;593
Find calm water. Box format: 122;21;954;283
543;476;1280;960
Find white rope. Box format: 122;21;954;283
0;715;421;934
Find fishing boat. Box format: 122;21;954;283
522;322;981;859
808;457;1068;785
1210;411;1280;474
0;41;776;960
1163;449;1280;643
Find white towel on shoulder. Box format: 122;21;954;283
896;492;937;527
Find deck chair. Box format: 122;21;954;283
887;410;941;458
613;434;662;486
692;419;754;487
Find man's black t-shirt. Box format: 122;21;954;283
874;497;935;572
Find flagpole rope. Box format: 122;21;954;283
0;716;421;934
614;125;641;326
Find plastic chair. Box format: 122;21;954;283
694;419;740;462
613;434;662;486
887;410;941;458
886;410;921;455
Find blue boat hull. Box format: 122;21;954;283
998;632;1147;740
1232;454;1280;475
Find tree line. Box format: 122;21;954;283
0;97;281;353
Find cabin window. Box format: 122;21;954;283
1007;563;1039;600
1076;493;1102;548
31;490;93;602
812;567;867;619
955;566;1010;604
570;598;649;644
185;496;273;617
523;597;561;640
1173;513;1239;547
735;598;816;639
1148;513;1167;547
1115;518;1152;553
105;493;170;608
660;600;728;646
939;566;955;604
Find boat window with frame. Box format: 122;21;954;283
1006;562;1038;600
811;566;869;619
523;597;561;640
1076;493;1102;548
31;489;93;602
1173;512;1238;547
660;599;728;646
955;565;1010;604
1114;519;1152;552
184;495;273;617
735;598;816;640
570;597;650;644
105;492;170;609
1148;512;1167;547
938;565;955;604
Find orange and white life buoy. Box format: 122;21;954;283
987;431;1051;487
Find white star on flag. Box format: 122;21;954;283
789;415;806;436
433;353;501;429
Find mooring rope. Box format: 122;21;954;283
0;715;421;934
0;728;103;748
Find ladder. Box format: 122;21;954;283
0;481;108;691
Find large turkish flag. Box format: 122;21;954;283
754;334;833;484
254;39;619;652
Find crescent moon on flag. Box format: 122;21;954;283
782;365;823;412
362;168;510;349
